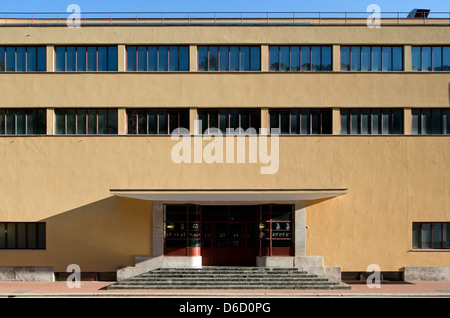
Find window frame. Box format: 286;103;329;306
126;46;189;72
126;108;189;135
411;108;450;135
269;108;332;135
0;109;46;135
269;46;332;72
198;109;261;135
0;46;46;72
412;46;450;72
55;108;118;135
55;46;118;72
0;222;46;250
340;46;404;72
197;46;261;72
412;222;450;250
340;108;404;135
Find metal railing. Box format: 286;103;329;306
0;11;449;26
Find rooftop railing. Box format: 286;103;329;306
0;11;449;26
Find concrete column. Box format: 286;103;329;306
152;202;164;257
189;108;197;134
294;201;306;257
118;108;127;135
260;108;269;135
332;108;341;135
404;108;412;135
261;45;269;71
118;44;126;71
189;45;197;71
404;45;412;71
332;45;340;71
46;45;54;72
46;108;54;135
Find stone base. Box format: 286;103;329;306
256;256;294;268
0;266;54;281
404;266;450;281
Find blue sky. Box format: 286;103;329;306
0;0;448;13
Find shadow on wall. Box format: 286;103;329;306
41;196;152;273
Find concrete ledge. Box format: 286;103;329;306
164;256;202;269
404;266;450;281
0;266;54;281
294;256;323;267
256;256;294;268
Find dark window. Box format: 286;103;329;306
413;222;450;249
412;109;450;135
0;222;46;250
340;109;403;135
55;109;118;135
126;46;189;72
0;109;46;135
270;46;332;72
412;46;450;71
55;46;118;72
127;109;189;135
269;109;332;135
198;109;261;135
341;46;403;71
198;46;260;72
0;46;46;72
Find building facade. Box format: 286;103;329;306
0;13;449;282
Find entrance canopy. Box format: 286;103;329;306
110;188;347;202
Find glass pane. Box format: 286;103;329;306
76;110;86;134
208;111;218;131
218;110;228;133
27;223;37;249
340;110;349;134
433;223;442;248
66;46;76;71
127;46;137;71
321;109;332;134
208;46;218;71
17;223;26;249
351;46;361;71
321;46;332;71
340;46;350;71
158;110;168;134
443;110;450;135
55;47;66;71
299;110;309;135
269;46;279;71
148;110;157;134
240;46;250;71
229;47;239;71
97;109;107;134
179;46;189;71
107;109;118;134
372;109;381;134
66;109;76;134
87;47;97;71
0;110;3;134
381;110;390;134
412;47;421;71
0;47;4;72
269;111;279;133
250;46;260;71
278;47;289;72
443;47;450;71
289;110;299;134
55;110;65;134
382;47;392;71
16;109;25;134
411;110;420;134
169;111;180;133
432;47;442;71
76;46;86;71
136;110;147;135
240;111;249;131
311;46;321;71
127;110;137;134
311;110;320;134
290;46;300;71
37;47;47;72
5;47;15;71
421;47;431;71
198;111;207;134
6;223;16;248
361;47;371;71
372;47;382;71
443;223;450;249
97;46;107;71
197;46;208;71
16;47;26;71
107;46;118;71
422;223;431;248
168;46;179;71
87;109;97;134
229;110;239;130
158;46;168;71
421;109;431;134
137;46;147;71
392;109;403;134
26;109;36;134
37;223;46;249
0;223;4;248
280;110;289;134
361;109;370;134
432;109;442;134
37;109;46;134
350;109;360;134
412;223;421;249
219;46;229;71
148;46;157;71
301;46;311;71
393;47;403;71
5;110;15;134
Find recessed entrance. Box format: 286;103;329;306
163;204;294;266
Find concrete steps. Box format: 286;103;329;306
107;267;351;290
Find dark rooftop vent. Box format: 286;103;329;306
407;9;430;18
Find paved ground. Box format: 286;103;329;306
0;281;449;297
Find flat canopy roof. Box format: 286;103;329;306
110;188;347;202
